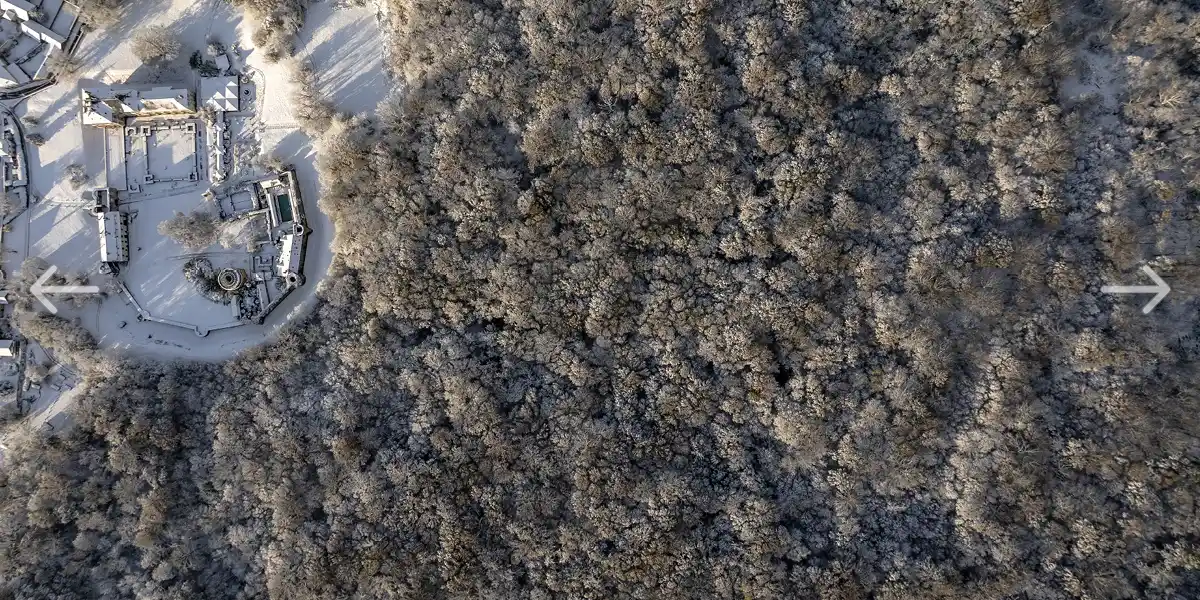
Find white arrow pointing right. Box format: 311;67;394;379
1101;265;1170;314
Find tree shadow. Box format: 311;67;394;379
71;0;175;69
295;3;389;116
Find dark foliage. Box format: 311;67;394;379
1;0;1198;598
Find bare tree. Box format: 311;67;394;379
131;26;181;64
157;209;220;250
64;163;88;189
76;0;122;28
288;61;334;134
45;50;82;81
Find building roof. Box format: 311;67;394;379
82;86;193;125
20;20;67;48
0;0;79;52
200;76;239;112
0;339;15;357
98;211;128;263
0;0;36;13
139;87;190;112
81;93;119;126
275;233;303;277
0;60;30;88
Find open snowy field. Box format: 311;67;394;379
295;0;389;116
0;0;386;361
1;197;98;280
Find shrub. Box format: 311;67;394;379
189;50;219;76
64;163;87;188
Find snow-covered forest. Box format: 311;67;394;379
1;0;1198;597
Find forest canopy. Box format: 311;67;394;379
1;0;1199;598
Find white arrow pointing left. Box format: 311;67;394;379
1101;265;1171;314
30;265;99;314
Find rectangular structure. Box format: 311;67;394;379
103;127;126;191
98;210;128;263
81;86;194;127
0;0;80;50
139;87;191;113
200;76;239;112
19;20;65;49
275;233;302;278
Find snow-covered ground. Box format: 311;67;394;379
0;0;386;362
20;342;82;432
1060;48;1125;122
119;190;239;329
296;0;390;116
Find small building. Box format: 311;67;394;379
0;340;15;359
81;89;134;127
200;76;239;112
91;189;128;264
98;210;128;263
275;233;303;284
0;0;80;51
0;125;24;188
0;136;11;186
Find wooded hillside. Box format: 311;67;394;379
1;0;1198;597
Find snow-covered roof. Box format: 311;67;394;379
275;233;303;277
20;20;67;49
0;60;29;88
0;0;35;13
200;76;239;112
0;0;32;21
98;211;128;263
0;339;15;357
81;91;120;126
139;87;190;112
82;86;193;125
0;0;79;50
